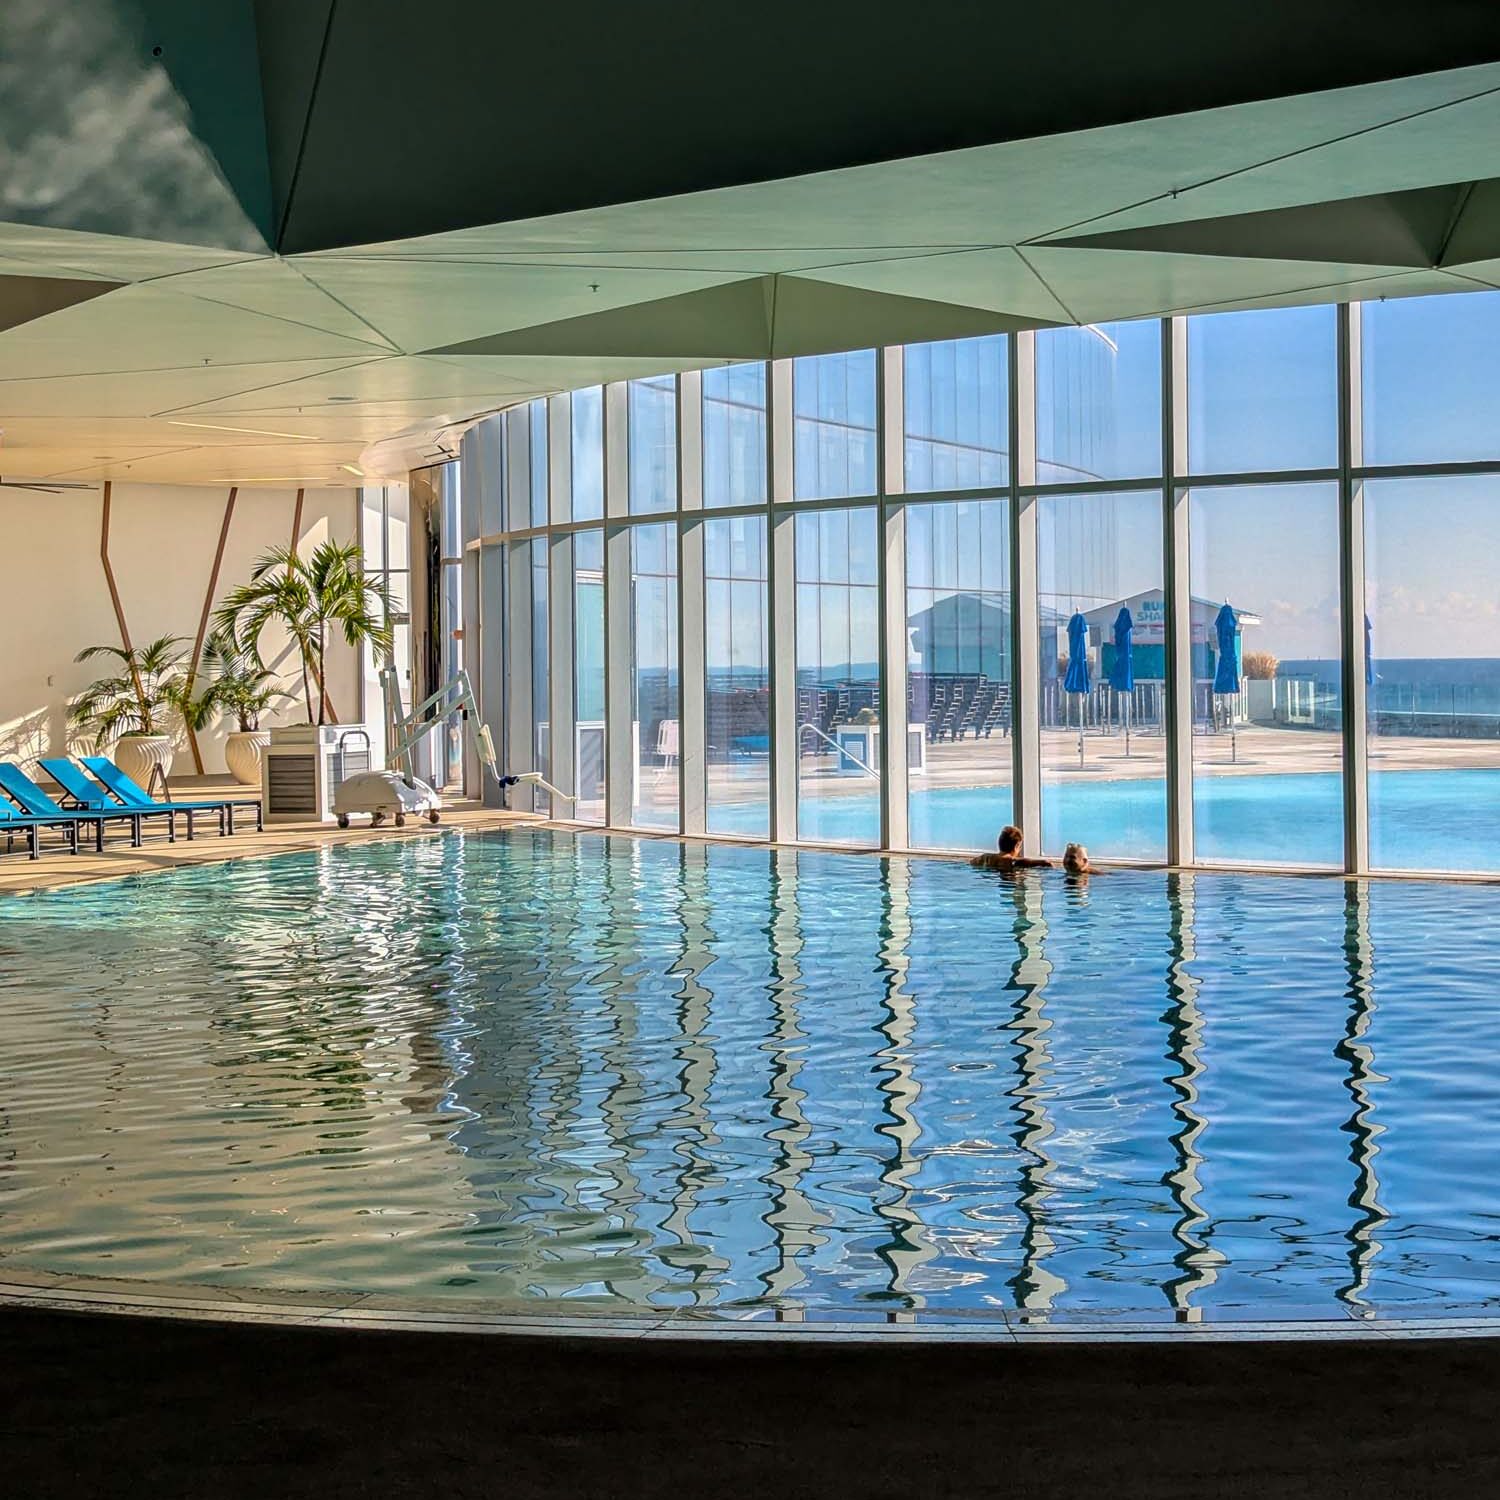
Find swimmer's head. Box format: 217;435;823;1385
998;825;1023;855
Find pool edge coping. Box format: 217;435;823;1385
6;1270;1500;1345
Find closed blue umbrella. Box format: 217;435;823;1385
1109;607;1134;692
1365;613;1375;688
1064;612;1091;694
1213;602;1240;762
1212;603;1240;694
1110;606;1135;756
1064;611;1090;765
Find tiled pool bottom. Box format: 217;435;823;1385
4;828;1500;1326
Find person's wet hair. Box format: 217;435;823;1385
1063;842;1091;874
998;825;1024;855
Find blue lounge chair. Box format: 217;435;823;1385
0;763;133;851
79;755;263;835
0;806;75;860
40;757;221;841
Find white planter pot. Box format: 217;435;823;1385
113;734;174;789
224;730;270;787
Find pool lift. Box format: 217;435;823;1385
333;669;573;828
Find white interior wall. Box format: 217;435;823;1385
0;483;361;777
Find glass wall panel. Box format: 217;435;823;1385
903;335;1008;491
628;375;677;514
793;350;877;500
1036;319;1161;484
905;498;1013;848
571;385;605;521
795;506;879;844
703;363;766;508
529;399;549;526
1366;475;1500;871
573;528;605;823
1361;290;1500;466
502;411;529;530
1038;490;1165;859
530;537;551;815
1186;305;1337;475
704;515;770;837
630;522;679;829
1189;483;1343;866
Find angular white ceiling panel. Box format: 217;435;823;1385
799;247;1075;323
1025;246;1416;323
293;258;750;354
1;60;1499;486
1051;84;1500;243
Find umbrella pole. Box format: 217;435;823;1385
1077;694;1084;767
1125;694;1131;758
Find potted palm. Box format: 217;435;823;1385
187;630;294;785
215;540;394;726
70;635;189;786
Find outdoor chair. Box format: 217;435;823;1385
40;757;227;841
0;762;135;851
78;756;264;834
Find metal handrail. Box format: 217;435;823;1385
799;720;879;778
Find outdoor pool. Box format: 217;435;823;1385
712;768;1500;868
4;829;1500;1323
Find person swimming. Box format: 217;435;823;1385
971;824;1054;871
1062;842;1098;876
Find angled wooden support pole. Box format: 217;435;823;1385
99;481;146;711
182;486;239;774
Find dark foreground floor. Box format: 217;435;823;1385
4;1307;1499;1499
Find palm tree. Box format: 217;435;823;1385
70;635;190;746
185;630;295;734
215;540;395;725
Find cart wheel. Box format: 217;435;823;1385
371;811;386;827
395;812;407;828
428;810;440;824
336;813;350;829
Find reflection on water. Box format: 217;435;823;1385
2;829;1499;1321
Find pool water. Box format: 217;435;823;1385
718;768;1500;869
4;829;1500;1322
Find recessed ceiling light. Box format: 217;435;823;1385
326;395;357;403
340;463;365;477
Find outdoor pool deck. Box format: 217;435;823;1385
0;776;537;896
683;722;1500;814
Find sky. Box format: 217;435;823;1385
1043;296;1500;662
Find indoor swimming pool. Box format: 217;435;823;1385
3;828;1499;1323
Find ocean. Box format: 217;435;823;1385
1279;658;1500;717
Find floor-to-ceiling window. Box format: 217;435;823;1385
795;505;879;845
573;527;606;823
1188;484;1343;866
630;522;679;829
1365;475;1500;872
794;351;877;500
530;536;550;816
1361;293;1500;872
571;386;605;522
904;498;1013;848
629;375;677;515
462;288;1500;877
1035;319;1160;485
904;335;1008;491
704;514;769;837
1038;489;1165;859
703;364;767;509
